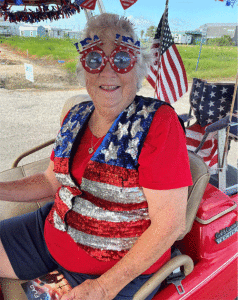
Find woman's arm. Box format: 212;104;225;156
0;161;61;202
61;186;188;300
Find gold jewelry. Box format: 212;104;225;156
88;115;104;154
88;132;103;154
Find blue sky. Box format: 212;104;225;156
13;0;237;32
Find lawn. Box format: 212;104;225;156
0;36;79;73
177;44;237;81
0;36;237;81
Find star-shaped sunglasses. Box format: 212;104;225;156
76;35;140;74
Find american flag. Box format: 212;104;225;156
190;78;235;127
186;123;219;174
186;78;235;173
146;8;188;105
229;91;238;139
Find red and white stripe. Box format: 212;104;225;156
147;44;188;105
48;159;151;261
120;0;137;9
186;123;218;174
79;0;96;10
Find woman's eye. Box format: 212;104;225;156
114;52;131;69
86;52;102;69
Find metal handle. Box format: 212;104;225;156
132;255;194;300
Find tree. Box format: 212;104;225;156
140;29;144;40
145;26;156;39
207;35;234;46
218;35;234;46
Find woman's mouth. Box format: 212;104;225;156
100;85;120;91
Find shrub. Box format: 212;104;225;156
207;35;235;46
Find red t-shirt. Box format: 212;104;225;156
44;104;192;275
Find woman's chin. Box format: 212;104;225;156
98;87;122;104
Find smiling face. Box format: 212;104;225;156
84;39;138;116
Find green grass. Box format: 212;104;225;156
177;45;237;81
0;36;79;60
0;36;79;73
0;36;237;81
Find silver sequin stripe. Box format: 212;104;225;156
55;173;76;188
58;187;75;209
73;197;149;223
81;178;147;204
68;226;138;251
54;211;67;232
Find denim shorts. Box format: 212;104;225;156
0;202;160;299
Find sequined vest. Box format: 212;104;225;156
47;95;165;261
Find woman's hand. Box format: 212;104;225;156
60;279;108;300
0;161;60;203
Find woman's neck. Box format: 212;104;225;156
88;110;116;138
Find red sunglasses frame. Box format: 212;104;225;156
80;45;138;74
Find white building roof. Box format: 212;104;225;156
19;26;38;31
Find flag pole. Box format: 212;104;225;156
221;73;238;169
154;0;169;98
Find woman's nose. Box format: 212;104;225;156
100;60;116;77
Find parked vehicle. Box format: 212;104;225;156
172;33;192;44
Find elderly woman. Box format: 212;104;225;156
0;13;192;300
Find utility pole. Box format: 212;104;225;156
97;0;106;13
84;0;106;20
195;24;207;71
84;9;93;21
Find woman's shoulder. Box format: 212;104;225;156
60;94;92;125
149;103;185;137
154;103;177;120
136;95;176;119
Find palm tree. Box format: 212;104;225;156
140;29;144;40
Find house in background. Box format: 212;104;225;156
19;25;51;37
185;31;202;44
19;25;38;37
232;26;237;46
49;27;65;39
0;21;12;36
17;25;81;39
66;30;81;39
0;19;80;39
37;25;51;37
199;23;237;45
49;28;82;39
171;31;193;44
0;16;20;36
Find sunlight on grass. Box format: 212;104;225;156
0;36;236;81
177;45;237;80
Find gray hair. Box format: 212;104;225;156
76;13;152;91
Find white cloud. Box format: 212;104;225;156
127;15;155;29
169;17;194;31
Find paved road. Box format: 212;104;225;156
0;84;237;172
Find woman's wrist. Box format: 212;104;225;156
96;277;114;300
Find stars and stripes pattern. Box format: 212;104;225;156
146;8;188;105
189;78;235;127
49;96;165;261
229;92;238;140
186;78;236;173
186;123;218;174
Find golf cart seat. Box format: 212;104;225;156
0;95;210;300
